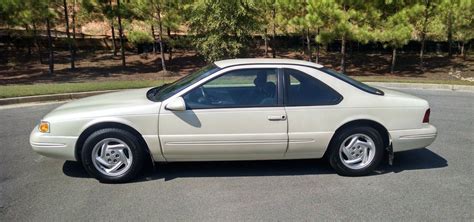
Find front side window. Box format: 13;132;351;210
285;69;342;106
183;68;278;109
153;64;220;101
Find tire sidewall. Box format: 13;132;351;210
329;126;384;176
81;128;145;183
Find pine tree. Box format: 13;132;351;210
188;0;259;62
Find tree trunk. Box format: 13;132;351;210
32;23;43;64
167;27;172;62
72;0;77;66
63;0;75;69
263;28;268;56
151;25;157;54
110;21;117;56
5;29;10;64
420;34;425;71
419;1;430;71
72;0;77;67
46;18;54;75
25;25;32;56
157;6;166;72
109;0;117;56
117;0;126;67
301;30;305;56
340;34;346;74
271;6;276;58
460;42;465;59
315;27;320;63
391;48;397;74
306;28;311;62
447;10;453;57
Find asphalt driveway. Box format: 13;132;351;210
0;89;473;221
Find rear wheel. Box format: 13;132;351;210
329;126;384;176
81;128;145;183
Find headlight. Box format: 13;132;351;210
39;121;50;133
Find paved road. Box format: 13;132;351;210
1;89;473;221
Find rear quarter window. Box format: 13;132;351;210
319;68;384;96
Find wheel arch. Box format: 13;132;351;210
75;122;154;165
323;119;391;159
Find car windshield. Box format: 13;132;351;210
152;64;221;101
320;68;384;95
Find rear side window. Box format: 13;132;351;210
284;69;342;106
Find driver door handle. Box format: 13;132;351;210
267;115;287;121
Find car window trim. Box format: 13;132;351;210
182;67;283;110
222;63;383;96
282;68;343;107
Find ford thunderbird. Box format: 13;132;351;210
30;59;437;182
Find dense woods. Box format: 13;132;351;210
0;0;472;75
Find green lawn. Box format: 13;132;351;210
0;77;472;99
0;80;169;99
354;76;474;85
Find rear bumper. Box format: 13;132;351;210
30;125;77;161
389;124;437;152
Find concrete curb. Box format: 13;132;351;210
1;82;473;106
0;90;118;106
366;82;474;91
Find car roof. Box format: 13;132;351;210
214;58;324;69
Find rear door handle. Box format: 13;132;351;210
267;115;287;121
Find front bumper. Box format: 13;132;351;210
30;125;78;161
389;124;437;152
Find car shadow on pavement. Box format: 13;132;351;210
62;147;447;183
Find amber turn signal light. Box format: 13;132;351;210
39;121;50;133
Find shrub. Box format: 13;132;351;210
127;30;154;48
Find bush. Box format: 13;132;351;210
127;30;154;48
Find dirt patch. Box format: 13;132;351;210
1;47;472;85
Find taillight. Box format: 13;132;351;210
423;108;430;123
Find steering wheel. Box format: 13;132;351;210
199;87;207;99
195;86;209;104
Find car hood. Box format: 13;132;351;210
43;88;161;121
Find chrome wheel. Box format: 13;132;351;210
91;138;133;177
339;133;376;170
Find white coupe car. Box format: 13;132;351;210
30;59;437;183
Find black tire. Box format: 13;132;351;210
81;128;146;183
328;126;384;176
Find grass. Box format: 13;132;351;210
0;76;472;99
0;80;169;99
354;76;474;86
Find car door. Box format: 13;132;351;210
158;67;288;161
282;67;344;159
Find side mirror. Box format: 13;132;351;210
165;97;186;111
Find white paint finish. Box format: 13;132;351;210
159;107;288;161
29;59;438;163
390;124;437;152
165;97;186;111
214;58;324;68
282;66;433;157
31;88;163;161
30;125;77;160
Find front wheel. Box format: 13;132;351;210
81;128;146;183
328;126;384;176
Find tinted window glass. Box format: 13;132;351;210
320;68;384;95
285;69;342;106
184;69;278;109
154;64;220;101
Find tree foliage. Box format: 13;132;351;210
1;0;473;73
188;0;259;62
